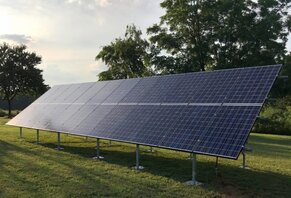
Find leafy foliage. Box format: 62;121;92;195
254;96;291;135
147;0;291;73
0;43;48;117
96;25;153;80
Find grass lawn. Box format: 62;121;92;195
0;117;290;198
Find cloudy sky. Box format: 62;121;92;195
0;0;163;86
0;0;290;86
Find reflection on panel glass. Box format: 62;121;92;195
7;65;281;159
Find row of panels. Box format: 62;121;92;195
9;103;260;158
35;65;281;105
8;65;281;159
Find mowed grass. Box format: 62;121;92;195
0;117;290;198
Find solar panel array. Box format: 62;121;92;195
7;65;281;159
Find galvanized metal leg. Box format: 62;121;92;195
187;153;192;159
239;151;249;169
35;129;40;144
55;132;64;150
215;157;219;176
185;153;201;185
20;127;23;138
133;144;144;170
93;138;104;160
243;152;246;168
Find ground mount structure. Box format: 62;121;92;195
7;64;281;185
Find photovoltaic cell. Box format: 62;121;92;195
103;78;140;103
89;80;124;103
74;82;107;103
7;65;281;159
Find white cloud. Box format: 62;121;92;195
0;1;168;86
0;34;33;44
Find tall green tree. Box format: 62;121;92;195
0;43;48;117
272;53;291;97
148;0;217;73
147;0;291;73
211;0;290;69
96;24;153;80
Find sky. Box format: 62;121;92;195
0;0;164;86
0;0;290;86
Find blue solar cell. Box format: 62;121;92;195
61;104;99;132
75;82;107;103
6;65;281;159
120;76;160;103
92;105;139;140
34;86;59;103
103;78;140;103
62;82;94;103
191;106;261;157
35;85;67;104
73;105;115;135
157;105;219;151
89;80;124;103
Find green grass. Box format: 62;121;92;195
0;117;290;198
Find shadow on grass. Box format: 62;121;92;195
250;133;291;145
0;140;116;197
1;139;291;197
35;140;291;198
247;134;291;159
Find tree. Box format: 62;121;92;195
148;0;217;73
96;24;153;80
271;53;291;97
147;0;291;73
211;0;290;70
0;43;48;117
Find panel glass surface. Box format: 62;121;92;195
7;65;281;159
73;105;115;135
34;86;59;103
120;76;160;103
88;80;124;103
74;82;108;103
103;78;141;103
191;106;261;157
43;85;73;103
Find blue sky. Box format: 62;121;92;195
0;0;290;86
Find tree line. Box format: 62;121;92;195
0;0;290;118
96;0;291;96
0;43;48;117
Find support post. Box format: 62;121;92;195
36;129;40;144
55;132;64;150
93;138;104;160
185;153;201;186
239;149;250;169
187;153;192;159
215;157;219;176
20;127;23;138
108;140;112;146
133;144;144;170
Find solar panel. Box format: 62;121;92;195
7;65;281;159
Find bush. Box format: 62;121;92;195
253;96;291;135
0;109;6;117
